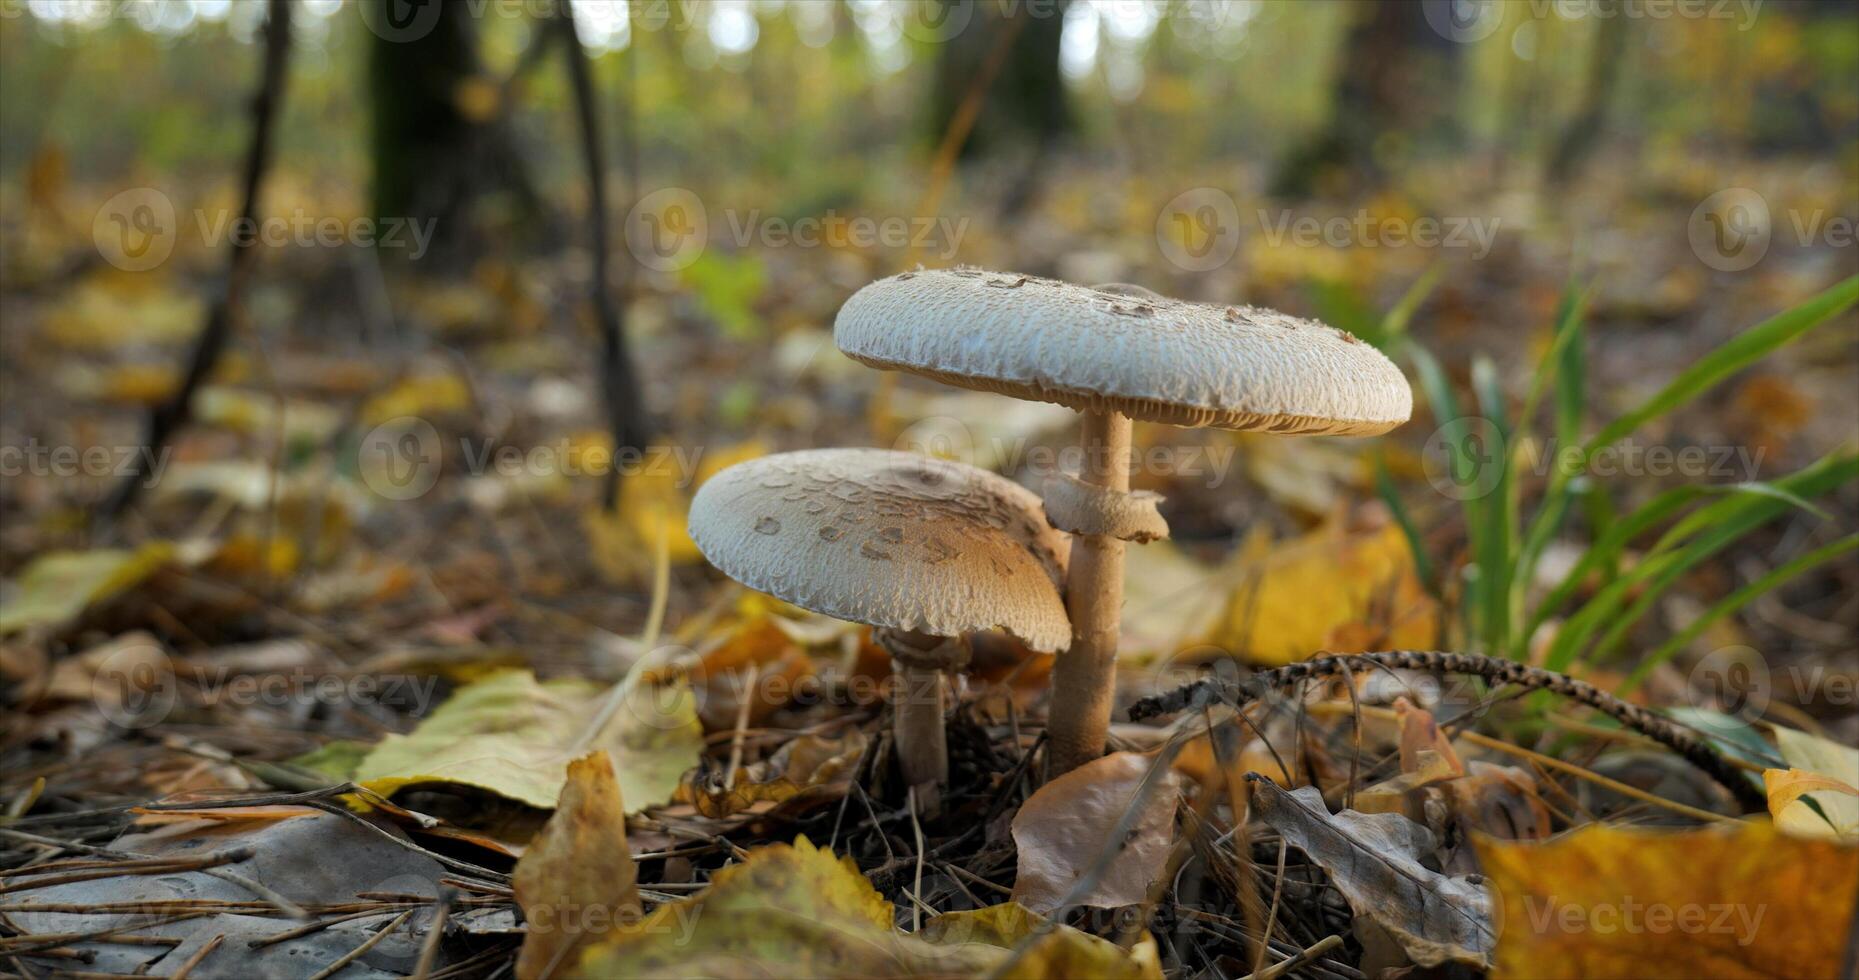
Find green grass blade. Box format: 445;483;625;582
1375;454;1436;592
1544;452;1859;670
1380;264;1443;345
1620;533;1859;695
1472;355;1514;656
1582;275;1859;455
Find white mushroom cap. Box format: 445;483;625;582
688;449;1072;652
835;268;1413;435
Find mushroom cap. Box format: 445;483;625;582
835;268;1413;434
688;449;1072;652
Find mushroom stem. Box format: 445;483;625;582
1048;408;1132;774
877;628;966;815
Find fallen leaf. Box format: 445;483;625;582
1474;819;1859;979
588;440;766;581
354;669;703;811
7;810;446;977
0;543;173;635
1249;778;1493;968
917;902;1164;979
1011;752;1181;916
1771;725;1859;840
1222;519;1437;666
1118;539;1237;659
514;751;642;980
577;837;1160;978
674;731;867;818
1764;767;1859;840
361;372;470;425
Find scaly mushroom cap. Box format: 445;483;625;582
835;268;1413;435
689;449;1072;652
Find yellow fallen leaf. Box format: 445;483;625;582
514;752;641;980
361;372;469;425
353;669;702;812
1221;519;1436;666
1474;820;1859;979
43;275;203;350
0;543;173;635
589;440;767;581
1764;768;1859;841
1771;726;1859;841
577;837;1160;979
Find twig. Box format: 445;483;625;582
1129;651;1766;811
410;887;453;980
556;0;648;509
103;0;292;519
1242;934;1344;980
307;909;413;980
166;933;224;980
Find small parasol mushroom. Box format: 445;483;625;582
688;448;1070;813
835;268;1412;773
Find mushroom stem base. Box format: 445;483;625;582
878;629;966;816
891;660;947;813
1048;409;1132;775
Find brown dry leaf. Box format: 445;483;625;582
1250;778;1494;968
1474;820;1859;979
577;837;1159;979
1011;752;1181;916
674;731;867;819
513;752;641;980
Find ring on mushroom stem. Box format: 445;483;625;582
835;269;1413;775
687;449;1069;816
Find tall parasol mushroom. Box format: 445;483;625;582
835;268;1412;773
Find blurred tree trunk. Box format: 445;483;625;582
366;0;534;266
929;0;1071;160
1545;15;1629;188
1272;1;1456;198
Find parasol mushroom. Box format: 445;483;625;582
687;448;1070;812
835;268;1412;773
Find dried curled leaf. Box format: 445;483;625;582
513;752;640;980
1249;778;1494;968
1011;752;1181;916
674;731;867;818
